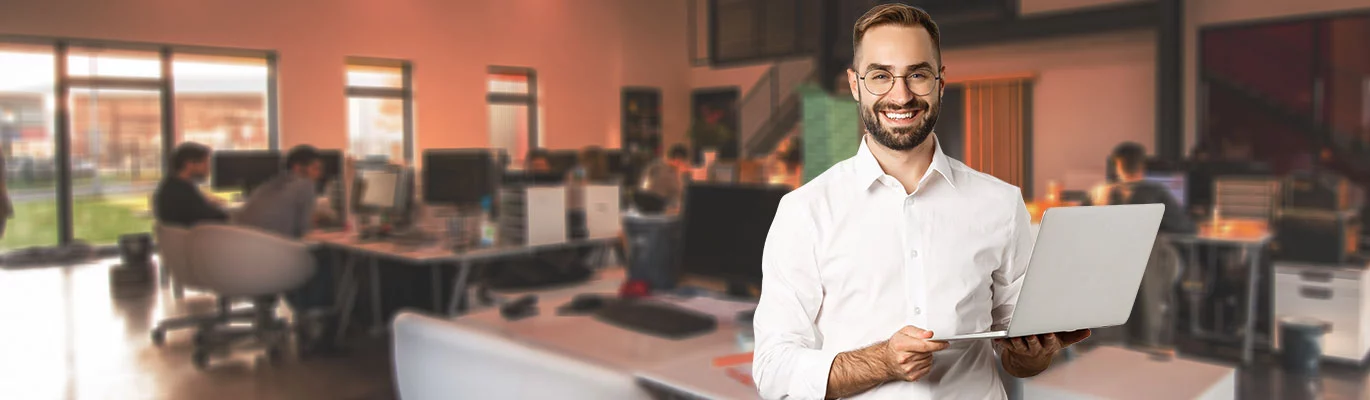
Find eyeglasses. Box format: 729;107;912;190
858;69;942;96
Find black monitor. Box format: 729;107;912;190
422;149;499;207
605;150;625;174
680;183;788;294
211;150;280;195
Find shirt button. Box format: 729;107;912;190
910;250;919;258
904;198;914;206
914;307;922;315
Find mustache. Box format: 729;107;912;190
873;99;929;112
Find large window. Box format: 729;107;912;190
346;59;412;163
0;39;276;251
487;67;539;167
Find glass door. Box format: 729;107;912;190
66;47;164;245
0;44;60;250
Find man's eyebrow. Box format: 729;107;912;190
863;62;936;73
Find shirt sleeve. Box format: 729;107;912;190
752;196;840;400
293;180;316;238
992;195;1033;331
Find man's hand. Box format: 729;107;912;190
883;325;950;382
995;329;1091;378
825;326;949;399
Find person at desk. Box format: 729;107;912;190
566;146;612;238
1091;142;1196;234
237;145;340;354
635;144;691;213
752;5;1089;399
153;142;228;227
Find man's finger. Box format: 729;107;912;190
1009;338;1029;354
1044;333;1061;352
898;325;933;339
1025;335;1042;354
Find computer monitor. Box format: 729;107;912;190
422;149;499;207
316;149;343;193
604;150;625;174
680;183;788;292
544;150;579;176
352;164;414;218
1144;171;1188;208
211;150;281;195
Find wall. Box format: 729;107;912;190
0;0;692;157
1019;0;1146;16
1184;0;1370;154
943;29;1157;196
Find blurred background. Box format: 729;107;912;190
1;0;1369;399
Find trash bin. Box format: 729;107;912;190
1279;316;1331;376
623;214;681;291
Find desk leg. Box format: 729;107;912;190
431;264;443;313
369;257;384;336
448;259;473;316
1242;245;1259;365
334;250;359;344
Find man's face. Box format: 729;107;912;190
848;25;944;151
298;160;324;181
187;159;211;182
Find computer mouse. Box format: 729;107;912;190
558;293;608;315
499;294;538;320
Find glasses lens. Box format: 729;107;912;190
909;73;935;96
864;70;894;95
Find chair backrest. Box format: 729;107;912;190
188;225;315;297
391;312;650;400
155;224;197;288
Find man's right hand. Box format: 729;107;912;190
882;325;949;382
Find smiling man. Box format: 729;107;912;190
752;4;1088;399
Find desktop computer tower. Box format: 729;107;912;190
498;185;567;247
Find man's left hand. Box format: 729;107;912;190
995;329;1091;360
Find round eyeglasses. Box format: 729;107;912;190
859;69;942;96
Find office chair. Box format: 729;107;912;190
187;225;316;368
149;224;253;346
392;312;651;400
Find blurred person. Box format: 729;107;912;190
0;150;10;239
566;146;611;238
636;144;691;213
153;142;228;227
753;5;1088;400
1090;142;1195;234
236;145;340;355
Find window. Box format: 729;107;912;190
487;67;539;167
0;43;59;250
346;59;411;163
172;53;273;151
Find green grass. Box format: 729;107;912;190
0;195;153;250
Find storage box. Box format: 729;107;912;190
1273;262;1370;363
1274;209;1361;264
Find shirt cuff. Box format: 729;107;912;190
796;348;843;399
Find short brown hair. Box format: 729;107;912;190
852;4;941;66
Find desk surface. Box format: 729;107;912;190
457;270;760;399
1024;346;1236;400
307;231;617;263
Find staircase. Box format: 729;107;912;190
739;58;814;158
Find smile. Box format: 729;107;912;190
881;110;919;121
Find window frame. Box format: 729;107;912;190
345;57;414;162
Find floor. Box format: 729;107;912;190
0;259;396;400
0;259;1367;400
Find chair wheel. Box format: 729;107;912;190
192;350;210;369
150;329;166;346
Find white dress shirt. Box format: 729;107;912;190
752;135;1033;400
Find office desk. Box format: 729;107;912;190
1169;225;1274;365
307;231;616;336
1023;346;1236;399
455;270;760;399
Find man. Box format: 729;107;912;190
637;144;691;213
236;145;338;353
1092;142;1196;234
752;5;1088;399
153;142;228;227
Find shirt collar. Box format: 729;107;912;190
853;134;958;192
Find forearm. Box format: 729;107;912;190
826;341;893;399
999;348;1052;378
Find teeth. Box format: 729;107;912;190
883;111;914;120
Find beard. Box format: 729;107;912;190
859;95;940;151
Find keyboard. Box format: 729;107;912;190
594;299;718;339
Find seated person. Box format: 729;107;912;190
1091;142;1196;234
635;144;690;214
236;145;340;353
153;142;228;227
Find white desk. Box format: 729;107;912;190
1023;346;1236;400
306;231;616;336
1170;230;1274;365
454;270;761;399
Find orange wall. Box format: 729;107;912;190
0;0;692;156
943;30;1157;196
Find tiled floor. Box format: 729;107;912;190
0;260;395;400
1;259;1367;399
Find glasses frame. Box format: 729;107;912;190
858;69;944;96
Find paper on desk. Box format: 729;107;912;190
662;296;757;322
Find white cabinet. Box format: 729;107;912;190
1273;262;1370;363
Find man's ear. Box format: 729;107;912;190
847;68;860;102
938;65;947;98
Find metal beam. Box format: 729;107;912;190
939;2;1159;49
1156;0;1183;160
54;43;73;246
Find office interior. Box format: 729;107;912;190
1;0;1370;399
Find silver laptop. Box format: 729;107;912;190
933;204;1165;341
